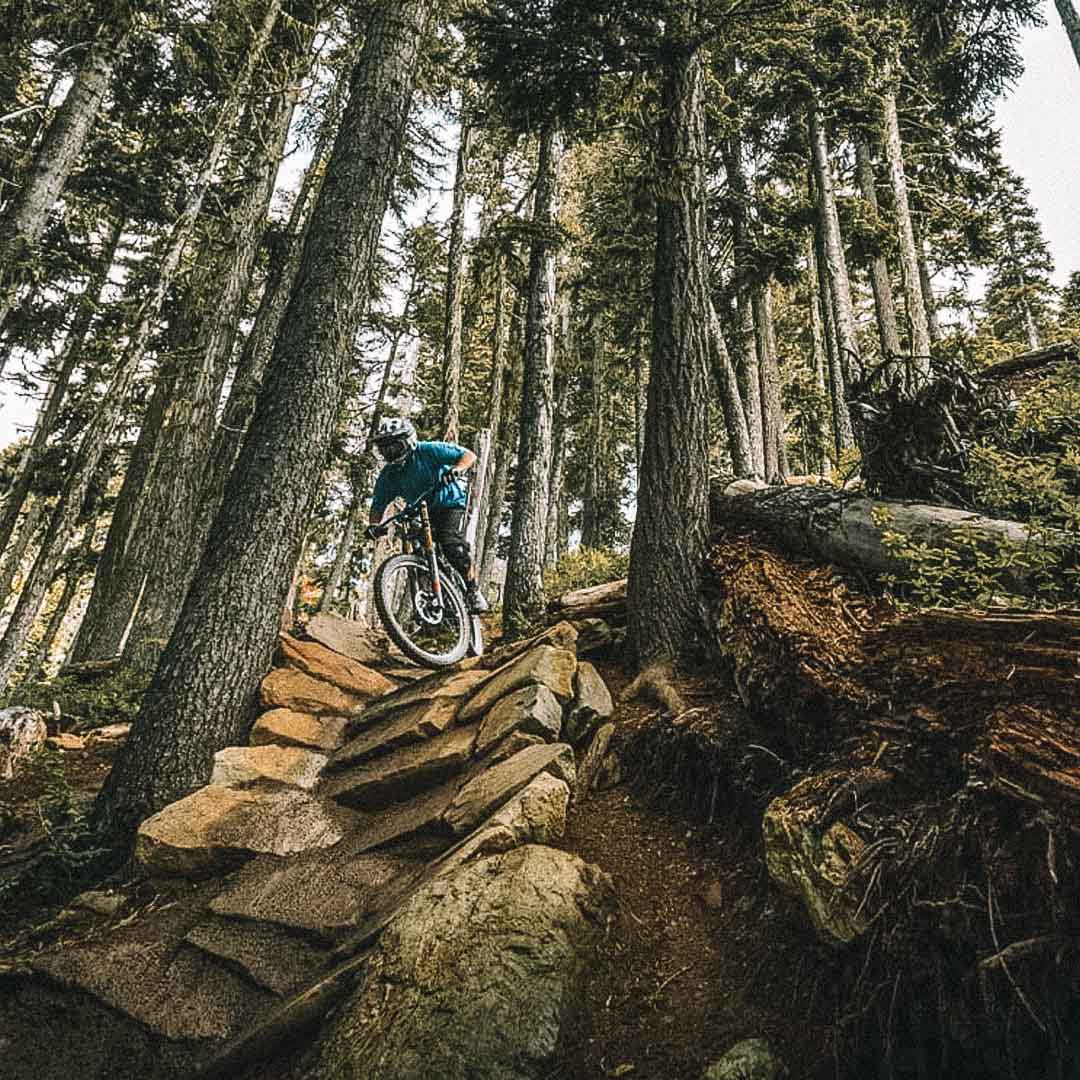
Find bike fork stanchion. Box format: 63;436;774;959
420;503;443;607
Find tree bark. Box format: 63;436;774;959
812;183;855;454
193;33;354;559
581;314;603;549
854;139;902;359
1054;0;1080;73
0;0;284;690
122;15;312;673
472;240;510;566
881;72;932;379
628;39;715;665
0;19;132;342
721;132;765;478
808;93;861;387
0;497;44;613
545;369;569;567
95;0;432;835
805;235;832;476
752;282;787;483
440;120;473;442
0;214;122;562
914;224;941;343
503;122;563;638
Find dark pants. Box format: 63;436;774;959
430;506;473;583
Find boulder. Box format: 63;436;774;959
763;769;880;946
259;668;366;716
279;634;396;699
209;745;327;791
310;845;615;1080
358;664;488;726
487;772;570;844
444;743;575;836
69;889;125;918
134;785;356;879
575;721;616;798
331;697;461;770
475;683;563;754
322;724;476;810
250;708;349;752
303;612;385;665
574;617;617;658
702;1039;787;1080
564;661;614;745
1;706;47;780
209;845;422;943
458;645;576;722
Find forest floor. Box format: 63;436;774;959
554;660;836;1080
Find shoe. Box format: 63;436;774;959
466;584;489;614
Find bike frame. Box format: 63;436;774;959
379;481;449;612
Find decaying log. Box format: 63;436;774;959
977;340;1078;383
710;481;1074;595
973;706;1080;831
57;656;123;680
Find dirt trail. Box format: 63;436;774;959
556;664;837;1080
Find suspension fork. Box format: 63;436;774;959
420;502;443;602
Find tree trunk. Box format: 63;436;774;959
808;93;862;387
581;314;603;549
0;19;131;342
0;497;44;612
1054;0;1080;72
95;0;432;835
122;21;311;673
805;235;832;476
913;223;941;343
193;34;353;559
721;132;765;478
882;73;932;380
472;241;510;566
854;139;902;359
440;121;473;442
0;214;122;560
752;281;787;483
628;39;714;665
502;122;563;639
633;320;646;470
545;370;569;567
0;0;284;690
812;174;855;453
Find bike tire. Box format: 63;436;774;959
374;554;471;668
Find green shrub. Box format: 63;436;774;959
543;546;628;600
2;666;150;731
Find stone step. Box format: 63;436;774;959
210;745;327;791
279;634;397;699
322;724;477;811
259;667;368;717
330;697;461;771
474;683;563;755
134;785;358;879
250;708;349;753
458;645;576;722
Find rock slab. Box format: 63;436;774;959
310;845;615;1080
458;645;577;721
332;696;460;769
475;683;563;754
323;723;477;810
259;668;367;717
280;634;396;699
210;744;327;791
564;660;614;745
304;612;386;665
134;785;355;878
445;742;575;835
250;708;349;752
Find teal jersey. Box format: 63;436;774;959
370;441;468;518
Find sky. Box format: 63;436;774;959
2;12;1079;449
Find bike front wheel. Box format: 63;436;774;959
374;554;471;668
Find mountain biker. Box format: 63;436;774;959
363;417;490;614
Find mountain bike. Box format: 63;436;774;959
369;480;484;668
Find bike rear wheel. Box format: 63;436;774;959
374;554;471;668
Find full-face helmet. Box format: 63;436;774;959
372;416;417;464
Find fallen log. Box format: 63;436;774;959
977;340;1078;383
547;579;627;613
709;481;1075;596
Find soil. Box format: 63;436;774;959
555;661;838;1080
